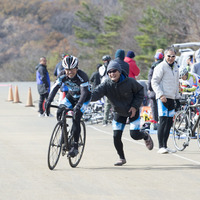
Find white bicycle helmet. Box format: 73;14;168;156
62;55;78;69
179;67;188;78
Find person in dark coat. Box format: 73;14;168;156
89;63;101;90
53;53;66;77
35;56;50;116
92;60;154;166
147;51;164;128
114;49;129;76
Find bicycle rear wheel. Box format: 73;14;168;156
68;120;86;168
47;121;63;170
173;111;190;151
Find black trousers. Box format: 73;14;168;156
113;113;148;160
149;98;158;122
39;93;49;114
157;98;174;148
157;116;173;148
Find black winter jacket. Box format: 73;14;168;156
114;58;129;77
92;73;144;117
147;59;162;99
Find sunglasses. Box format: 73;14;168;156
167;55;176;58
108;69;118;74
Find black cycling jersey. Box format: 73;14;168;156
48;69;91;107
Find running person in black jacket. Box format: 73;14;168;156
92;60;154;166
45;55;91;157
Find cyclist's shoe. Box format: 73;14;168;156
144;133;154;150
62;143;67;151
114;159;126;166
67;147;79;158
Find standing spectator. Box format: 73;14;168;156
124;50;140;79
114;49;129;76
99;55;112;126
147;50;164;129
92;60;153;166
191;48;200;75
138;80;148;106
35;56;50;117
89;63;101;90
53;53;66;77
186;55;193;71
99;55;111;82
151;47;180;154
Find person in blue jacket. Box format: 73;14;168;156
35;56;50;117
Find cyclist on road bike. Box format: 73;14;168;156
179;67;200;94
45;55;91;157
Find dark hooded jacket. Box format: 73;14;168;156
114;49;129;76
92;61;144;117
147;59;162;99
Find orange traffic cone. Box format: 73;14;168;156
7;85;14;101
25;87;34;107
13;85;21;103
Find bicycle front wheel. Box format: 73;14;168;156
68;120;86;168
47;121;63;170
173;111;190;151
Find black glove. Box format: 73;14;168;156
45;101;51;116
73;104;81;119
175;99;181;111
56;105;66;121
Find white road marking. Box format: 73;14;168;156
88;125;200;165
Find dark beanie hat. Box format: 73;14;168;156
107;60;122;74
115;49;125;60
127;51;135;58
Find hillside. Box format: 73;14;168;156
0;0;200;81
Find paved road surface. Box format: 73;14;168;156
0;82;200;200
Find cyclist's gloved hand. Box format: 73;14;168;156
175;99;181;111
57;105;66;121
45;101;51;116
73;104;81;119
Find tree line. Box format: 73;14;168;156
0;0;199;81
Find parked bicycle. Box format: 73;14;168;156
47;105;86;169
83;100;113;124
173;93;200;151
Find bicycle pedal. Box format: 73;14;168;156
183;142;189;147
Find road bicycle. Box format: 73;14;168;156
173;93;200;151
47;105;86;169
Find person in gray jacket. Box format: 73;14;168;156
151;47;180;154
92;60;153;166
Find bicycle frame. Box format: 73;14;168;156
181;93;200;135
